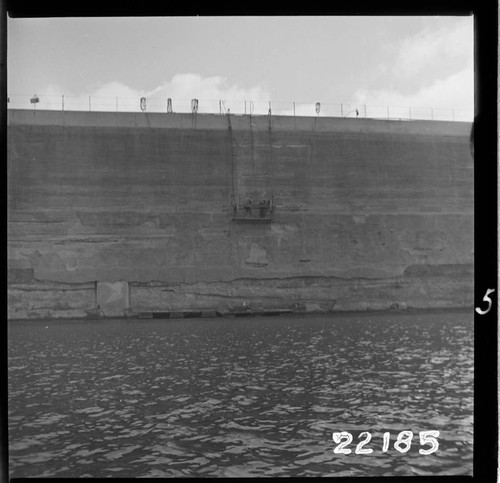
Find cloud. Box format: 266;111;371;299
353;65;473;120
141;73;271;113
148;74;269;101
12;74;271;113
89;74;271;113
392;18;473;80
90;81;144;99
349;19;474;121
279;102;339;117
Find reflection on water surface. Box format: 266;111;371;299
9;310;473;477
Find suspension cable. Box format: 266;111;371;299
311;115;317;159
268;112;274;203
249;113;257;201
227;112;235;204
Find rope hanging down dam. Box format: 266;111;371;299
228;112;275;223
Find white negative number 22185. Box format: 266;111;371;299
332;430;440;454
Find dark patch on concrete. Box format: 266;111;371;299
77;212;157;226
414;230;447;251
7;211;72;223
403;263;473;278
8;268;34;284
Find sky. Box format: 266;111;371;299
7;16;473;119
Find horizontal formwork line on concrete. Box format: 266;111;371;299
6;210;476;221
135;309;294;319
7;305;473;322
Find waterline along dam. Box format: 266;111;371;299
7;109;473;320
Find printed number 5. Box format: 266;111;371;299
475;288;495;315
419;430;440;455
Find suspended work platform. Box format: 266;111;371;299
230;198;275;223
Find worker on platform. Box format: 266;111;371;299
259;200;267;218
244;197;252;217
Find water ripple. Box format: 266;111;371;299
9;310;473;477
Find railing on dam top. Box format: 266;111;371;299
7;94;473;122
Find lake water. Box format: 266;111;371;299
8;310;473;478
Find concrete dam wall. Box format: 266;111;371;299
7;109;474;319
